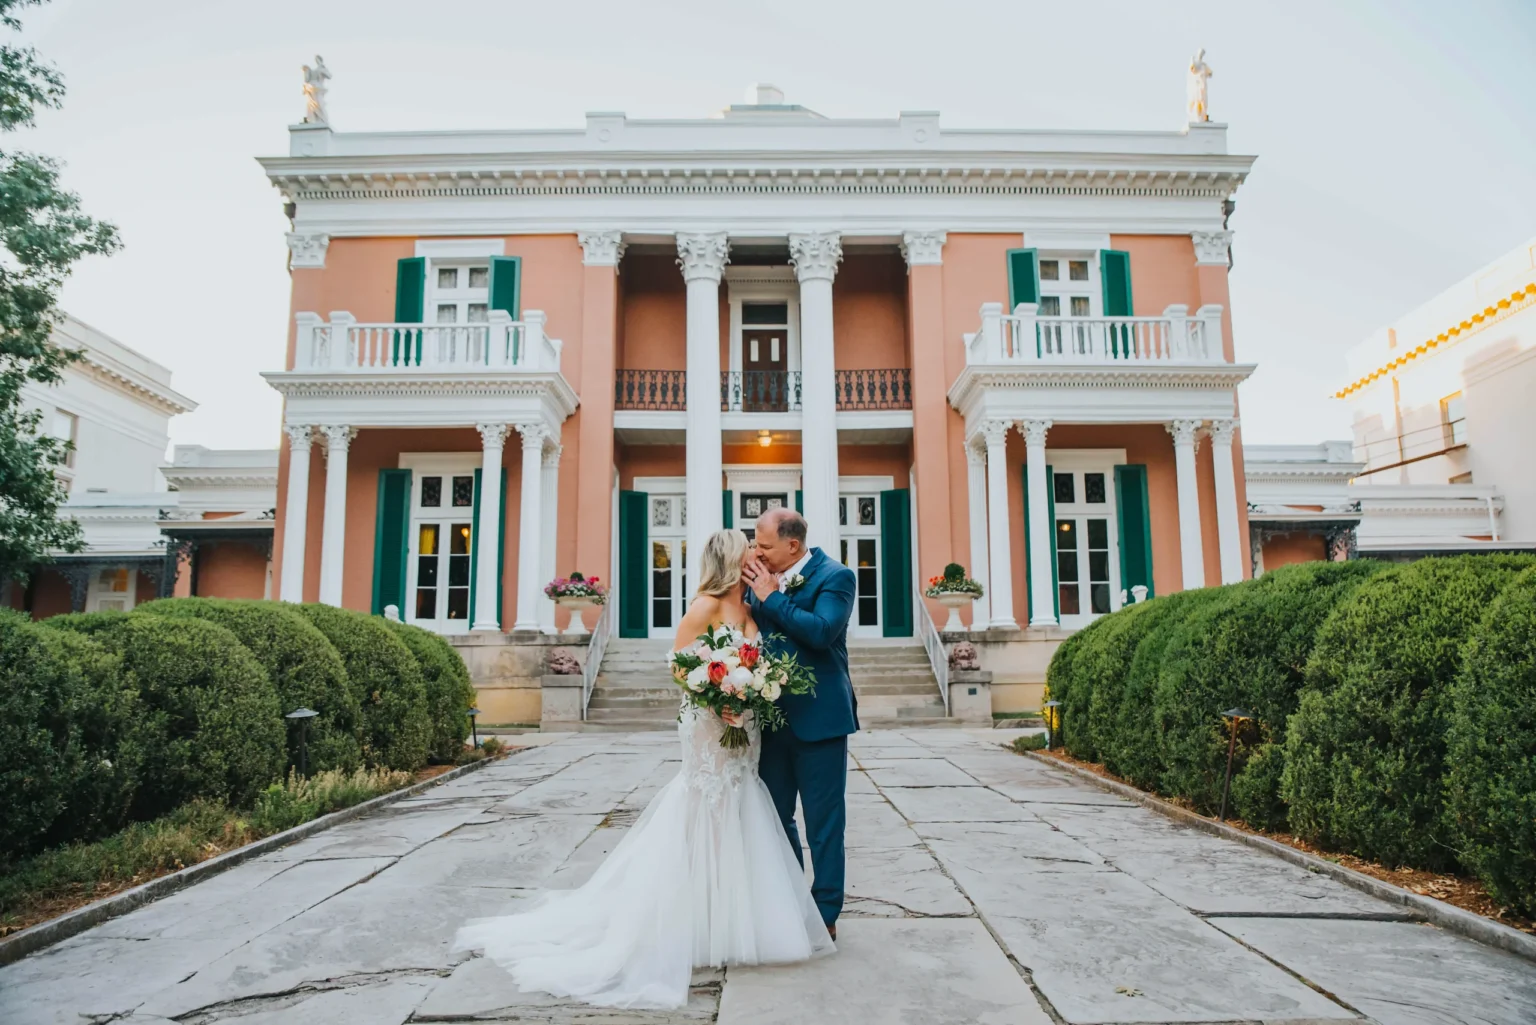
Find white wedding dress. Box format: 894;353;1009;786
454;647;835;1010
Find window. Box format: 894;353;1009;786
51;409;77;468
649;493;686;635
1049;464;1119;627
1441;393;1467;447
838;493;881;632
88;566;134;612
406;467;477;632
431;263;490;325
1450;471;1474;484
1036;254;1099;358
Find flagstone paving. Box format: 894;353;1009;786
3;728;1535;1025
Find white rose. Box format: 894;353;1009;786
761;678;782;702
686;665;710;692
727;666;754;691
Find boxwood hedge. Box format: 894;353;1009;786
384;620;475;762
1152;561;1385;827
1445;565;1536;916
293;604;431;771
138;598;363;774
45;611;286;816
1281;555;1533;870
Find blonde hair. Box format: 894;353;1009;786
696;529;749;598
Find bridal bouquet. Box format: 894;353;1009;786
668;625;816;748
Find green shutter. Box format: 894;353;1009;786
794;490;803;514
1114;464;1155;600
1022;463;1062;621
1006;248;1040;308
393;257;426;365
1100;250;1134;358
723;490;733;529
371;469;411;615
880;489;913;637
468;468;483;626
619;490;648;638
488;256;522;318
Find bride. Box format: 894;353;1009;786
455;529;835;1009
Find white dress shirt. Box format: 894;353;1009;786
778;550;814;593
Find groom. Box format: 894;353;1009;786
744;508;858;941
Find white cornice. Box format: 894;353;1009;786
947;362;1255;410
263;370;579;421
160;471;280;490
73;352;196;416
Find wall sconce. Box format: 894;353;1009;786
758;430;772;448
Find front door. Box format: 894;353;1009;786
839;494;882;637
1051;467;1121;629
737;492;789;542
741;309;789;411
648;493;686;639
407;466;477;633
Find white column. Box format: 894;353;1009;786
513;423;549;631
279;424;312;603
1020;419;1057;628
1168;419;1207;590
980;420;1018;630
1209;418;1243;584
538;443;562;634
472;423;508;632
317;425;354;607
965;437;991;630
677;232;729;592
789;232;843;553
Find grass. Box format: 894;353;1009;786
992;710;1042;720
0;766;411;937
1010;733;1048;752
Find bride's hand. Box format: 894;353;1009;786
720;708;744;728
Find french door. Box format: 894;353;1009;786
407;464;477;633
648;493;686;638
839;494;882;637
1051;467;1121;629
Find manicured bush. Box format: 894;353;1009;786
1282;555;1533;870
1153;561;1385;826
137;598;362;774
1041;620;1093;758
292;604;431;771
1445;566;1536;915
0;611;139;859
1070;600;1169;765
45;612;286;816
384;620;476;762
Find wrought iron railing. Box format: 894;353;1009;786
835;368;912;410
915;585;951;716
582;601;612;719
614;369;686;410
721;370;802;412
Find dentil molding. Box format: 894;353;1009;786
676;232;730;282
286;232;330;268
1192;230;1233;266
900;231;947;267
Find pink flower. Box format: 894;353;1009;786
738;643;760;669
706;661;729;685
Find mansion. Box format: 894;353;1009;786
261;84;1255;674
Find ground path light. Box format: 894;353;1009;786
468;706;482;748
1042;700;1062;751
285;707;319;777
1218;707;1252;821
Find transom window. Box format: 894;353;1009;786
432;264;489;325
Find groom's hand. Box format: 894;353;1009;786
743;555;778;603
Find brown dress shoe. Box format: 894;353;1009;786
827;924;837;942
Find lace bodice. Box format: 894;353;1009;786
678;704;760;806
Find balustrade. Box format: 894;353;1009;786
614;369;687;410
293;310;561;373
834;368;912;410
965;303;1226;366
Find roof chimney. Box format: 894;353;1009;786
749;83;785;106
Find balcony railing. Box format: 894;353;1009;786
964;303;1225;366
721;370;802;412
614;369;686;410
293;310;562;373
834;368;911;409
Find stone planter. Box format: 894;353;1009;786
554;596;597;635
540;673;585;729
932;591;978;632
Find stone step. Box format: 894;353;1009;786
587;695;684;710
853;681;946;696
859;717;965;729
584;706;679;723
572;720;678;733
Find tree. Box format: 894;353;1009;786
0;0;120;583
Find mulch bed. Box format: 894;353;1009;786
1033;747;1536;936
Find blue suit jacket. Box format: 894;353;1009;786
747;547;859;741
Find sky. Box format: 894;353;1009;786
14;0;1536;451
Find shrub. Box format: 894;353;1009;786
1042;623;1092;757
1011;732;1048;753
1069;600;1168;765
384;620;475;762
0;611;139;859
1092;590;1223;789
1282;555;1533;870
249;765;413;834
137;598;362;774
1152;561;1385;826
292;604;431;771
1445;566;1536;915
45;612;286;816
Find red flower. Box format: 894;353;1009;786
706;660;729;685
739;643;760;669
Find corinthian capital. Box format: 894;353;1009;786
1167;418;1204;450
1017;419;1052;448
319;424;355;451
900;231;947;268
578;230;626;268
1208;418;1239;445
676;232;730;283
515;422;550;450
789;232;843;283
1192;230;1233;266
476;422;510;449
284;424;313;451
286;232;329;269
979;419;1013;448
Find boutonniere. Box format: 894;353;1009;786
784;574;807;592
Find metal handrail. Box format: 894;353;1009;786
914;588;951;716
582;601;612;719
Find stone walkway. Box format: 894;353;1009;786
4;729;1535;1025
